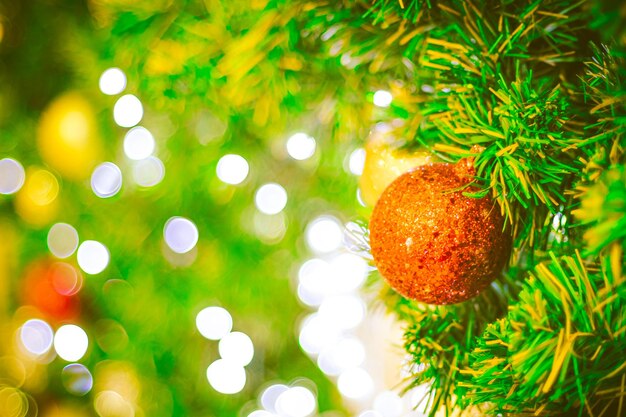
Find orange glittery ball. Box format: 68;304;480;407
369;161;511;305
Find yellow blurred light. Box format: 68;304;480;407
94;391;134;417
94;361;140;404
359;138;431;207
15;168;59;226
0;356;27;388
37;92;103;181
0;386;28;417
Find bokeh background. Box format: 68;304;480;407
0;1;424;417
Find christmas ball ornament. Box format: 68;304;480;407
37;92;103;181
369;160;511;305
359;138;432;207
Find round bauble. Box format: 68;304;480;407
369;161;511;305
359;139;432;207
37;92;103;181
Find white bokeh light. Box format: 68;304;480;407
47;223;79;259
164;217;199;254
124;126;155;160
318;337;366;376
298;313;342;355
206;359;246;394
348;148;366;175
0;158;25;194
99;68;127;95
255;183;288;215
19;319;54;356
358;411;383;417
337;368;374;399
248;411;275;417
275;386;316;417
196;306;233;340
319;295;366;330
113;94;143;128
53;324;88;362
260;384;289;413
77;240;110;275
305;216;343;254
219;331;254;366
216;154;249;185
373;391;404;417
91;162;123;198
286;133;316;161
373;90;392;107
132;156;165;187
330;253;368;293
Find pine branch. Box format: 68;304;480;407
460;252;626;415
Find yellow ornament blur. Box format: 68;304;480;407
14;168;59;227
359;135;432;207
37;92;102;181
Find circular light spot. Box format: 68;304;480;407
216;154;249;185
62;363;93;396
260;384;288;413
26;169;59;205
319;295;366;330
373;90;392;107
113;94;143;128
373;391;404;417
19;319;54;356
286;133;316;161
77;240;110;275
358;411;383;417
196;307;232;341
317;337;366;376
164;217;198;254
0;387;28;417
0;158;25;194
91;162;122;198
50;262;83;296
94;390;134;417
255;183;287;215
247;411;275;417
206;359;246;394
99;68;127;95
348;148;366;175
218;331;254;366
123;126;155;160
132;156;165;187
253;212;287;244
330;253;369;293
47;223;79;258
305;216;343;254
54;324;88;362
275;386;316;417
337;368;374;399
298;313;341;355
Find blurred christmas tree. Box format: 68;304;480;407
1;1;625;417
